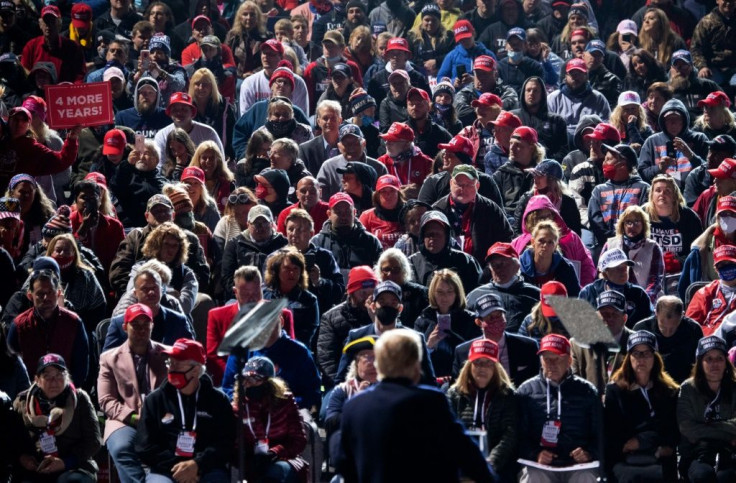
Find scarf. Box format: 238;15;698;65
68;25;93;48
22;383;77;437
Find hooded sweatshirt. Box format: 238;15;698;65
547;81;611;140
512;195;596;285
638;99;709;187
588;174;651;245
512;76;569;162
114;77;171;139
567;115;606;226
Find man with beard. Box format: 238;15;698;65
20;6;86;82
131;34;187;109
368;37;430;109
333;281;437;386
684;135;736;206
667;50;724;122
547;58;611;142
512;76;568;162
454;55;518;126
311;193;382;280
406;87;452;159
378;69;410;132
691;0;736;87
583;40;622;109
153;92;224;165
115;77;170;139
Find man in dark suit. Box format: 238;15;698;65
453;292;539;386
336;329;494;483
334;281;436;386
298;100;343;176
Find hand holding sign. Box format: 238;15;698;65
45;82;114;130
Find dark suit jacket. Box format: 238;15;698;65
453;333;540;387
336;378;493;483
298;135;332;176
572;327;633;393
335;323;437;386
103;306;194;352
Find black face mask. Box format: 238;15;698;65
246;384;267;400
375;306;400;325
265;119;296;138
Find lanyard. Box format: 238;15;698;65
176;388;199;431
705;388;722;419
245;402;271;440
473;390;488;430
639;386;655;417
546;379;562;419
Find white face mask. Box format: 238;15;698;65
719;216;736;234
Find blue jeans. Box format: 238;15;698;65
146;469;229;483
107;426;145;483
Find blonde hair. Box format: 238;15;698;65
610;103;648;135
646;175;686;223
615;205;651;238
188;68;222;106
374;329;422;380
142;222;190;266
348;25;374;55
190;141;234;183
232;1;266;36
46;234;93;273
428;268;466;310
526;303;557;338
694;105;736;132
532;220;560;243
452;358;514;397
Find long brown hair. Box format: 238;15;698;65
452;358;514;397
638;8;678;65
610;351;679;396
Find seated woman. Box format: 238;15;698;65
213;187;258;253
359;175;406;250
678;336;736;482
622;49;667;103
253;98;313;147
189;67;237;159
160;128;196;181
518;281;570;341
235;130;273;189
601;206;664;303
374;248;429;329
604;330;679;482
13;354;101;483
181;166;221;232
446;339;517;480
693;92;736;140
609;92;654;151
189;141;236;213
641;82;673;133
414;269;480;378
263;247;319;347
6;174;55;256
518;219;583;297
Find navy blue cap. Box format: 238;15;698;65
242;356;275;379
585;39;605;54
331;63;352;79
696;335;728;358
374;280;402;300
671;49;692;65
339;123;364;141
507;27;526;41
627;330;658;352
526;159;563;180
473;293;506;318
596;290;626;312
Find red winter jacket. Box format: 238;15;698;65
377;151;433;187
0;135;78;194
685;279;736;336
70;208;125;272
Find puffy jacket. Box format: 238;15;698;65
310;220;383;281
579;279;654;328
677;379;736;462
414;307;481;378
418;169;503;208
690;8;736;71
437;41;496;84
446;385;518;472
317;301;373;389
466;279;541;334
409;245;482;293
517;373;602;465
587;65;622;109
547;82;611;139
513;195;594;286
511;76;569;162
519;248;581;296
492;160;535;217
221;231;288;289
638;99;709;187
588;174;650;244
455;80;518;126
685;279;736;336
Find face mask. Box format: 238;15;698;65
623;232;645;248
435;103;451;114
375;306;400;325
719;216;736;235
719;265;736;282
255;184;269;200
602;163;618;180
507;50;524;63
361;115;374;127
246;383;267;399
326;55;342;64
52;254;74;270
97;46;107;58
167;367;194;389
265;119;296;138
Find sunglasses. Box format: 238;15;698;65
228;193;252;205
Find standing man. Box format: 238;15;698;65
336;329;493;483
136;339;235;482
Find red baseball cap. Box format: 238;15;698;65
380;122;415;142
537;333;571;355
468;339;499;362
540;281;567;318
163;338;206;364
473;55;496;72
714;244;736;265
385;37;412;55
70;3;92;28
490;111;522;129
717;196;736;215
8;106;31;121
486;242;518;260
709;158;736;180
166;92;197;117
347;266;378;294
471;92;502;108
376;174;401;192
103;129;126;156
191;14;211;29
584;123;621;143
453;20;474;41
84;172;107;187
40;5;60;18
123;303;153;328
329;192;354;209
260;38;285;55
407;87;430;103
438;135;475;159
511;126;539;144
571;28;589;40
181;166;205;184
567;58;588;73
698;91;732;109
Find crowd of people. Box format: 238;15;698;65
0;0;736;481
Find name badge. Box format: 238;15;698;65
255;438;270;455
39;430;58;455
175;431;197;457
540;420;561;448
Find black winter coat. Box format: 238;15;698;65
414;307;481;377
317;301;373;389
220;232;288;289
310;221;383;279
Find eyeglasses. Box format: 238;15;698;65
630;349;654;359
228;193;252;205
624;220;643;227
381;266;401;274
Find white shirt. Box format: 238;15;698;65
154;121;224;165
238;70;310;116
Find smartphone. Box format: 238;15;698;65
140;49;151;70
304;253;316;271
437;314;451;333
456;65;467;78
84;196;99;216
135;133;145;153
666;141;676;159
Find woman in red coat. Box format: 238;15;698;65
358;174;405;250
235;356;308;483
